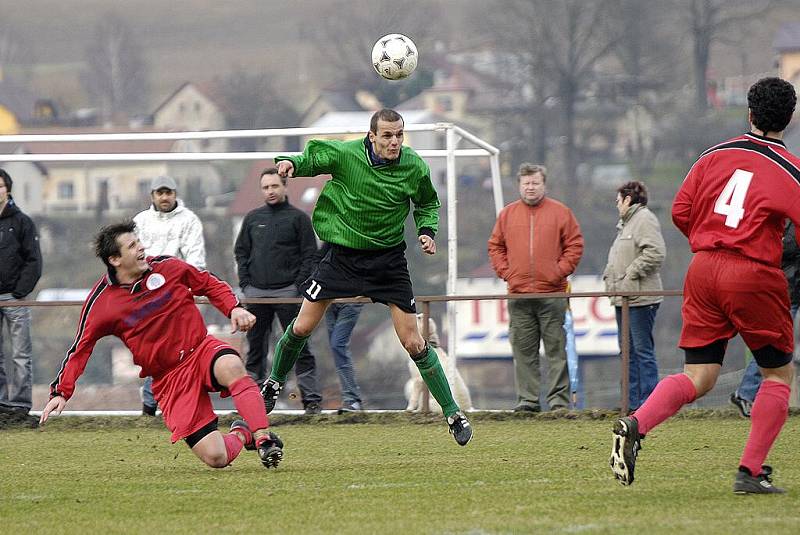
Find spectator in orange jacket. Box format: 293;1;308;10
488;163;584;411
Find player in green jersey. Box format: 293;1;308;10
262;109;472;446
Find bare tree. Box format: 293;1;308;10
610;0;682;176
306;0;442;77
83;13;148;122
479;2;558;170
492;0;622;204
214;68;299;151
299;0;442;106
676;0;774;111
0;25;21;69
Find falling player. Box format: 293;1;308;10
40;221;284;469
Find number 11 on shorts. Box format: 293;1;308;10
714;169;753;228
307;280;322;299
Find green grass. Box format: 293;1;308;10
1;413;799;534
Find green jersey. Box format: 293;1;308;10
275;137;440;250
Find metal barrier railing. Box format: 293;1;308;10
5;290;683;414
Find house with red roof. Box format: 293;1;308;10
151;82;229;153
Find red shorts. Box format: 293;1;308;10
680;250;793;355
151;334;237;443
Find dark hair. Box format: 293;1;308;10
517;163;547;183
370;108;403;133
748;77;796;133
0;168;12;192
617;181;648;206
94;220;136;269
260;166;286;186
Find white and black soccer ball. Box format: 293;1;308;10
371;33;418;81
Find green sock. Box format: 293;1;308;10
269;320;309;383
413;344;460;417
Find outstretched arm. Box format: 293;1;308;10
411;169;440;238
39;396;66;424
49;281;109;402
276;160;295;178
229;306;256;334
418;234;436;255
182;260;240;316
275;139;340;177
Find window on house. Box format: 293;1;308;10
95;178;110;211
138;179;151;200
436;96;453;112
179;103;187;115
194;101;202;114
57;182;74;200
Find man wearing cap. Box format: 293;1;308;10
0;168;42;419
133;175;206;415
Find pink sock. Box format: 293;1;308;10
739;380;790;477
228;376;269;433
633;373;697;435
223;432;244;465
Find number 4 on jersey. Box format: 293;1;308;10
714;169;753;228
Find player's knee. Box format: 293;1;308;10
753;350;795;386
217;355;246;375
212;352;247;387
403;335;425;356
292;319;314;337
760;361;795;385
752;344;793;370
683;340;725;396
202;451;230;469
682;367;717;397
293;324;313;338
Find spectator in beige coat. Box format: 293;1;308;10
603;181;666;411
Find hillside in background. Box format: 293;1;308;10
0;0;481;113
0;0;794;117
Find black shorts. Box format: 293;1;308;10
301;242;417;313
684;339;793;369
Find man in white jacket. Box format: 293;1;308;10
134;176;206;269
133;175;207;414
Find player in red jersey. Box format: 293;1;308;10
39;221;284;469
610;77;799;493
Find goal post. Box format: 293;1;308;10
0;122;503;387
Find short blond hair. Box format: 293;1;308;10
518;163;547;183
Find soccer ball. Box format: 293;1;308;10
371;33;418;80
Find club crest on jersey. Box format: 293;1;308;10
146;273;166;291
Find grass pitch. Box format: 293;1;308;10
1;412;799;534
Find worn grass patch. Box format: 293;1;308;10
1;414;798;534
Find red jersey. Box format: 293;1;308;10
673;132;800;267
50;256;240;400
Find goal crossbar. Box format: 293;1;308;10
1;122;504;367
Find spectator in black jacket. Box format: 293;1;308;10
0;168;42;417
234;167;322;414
